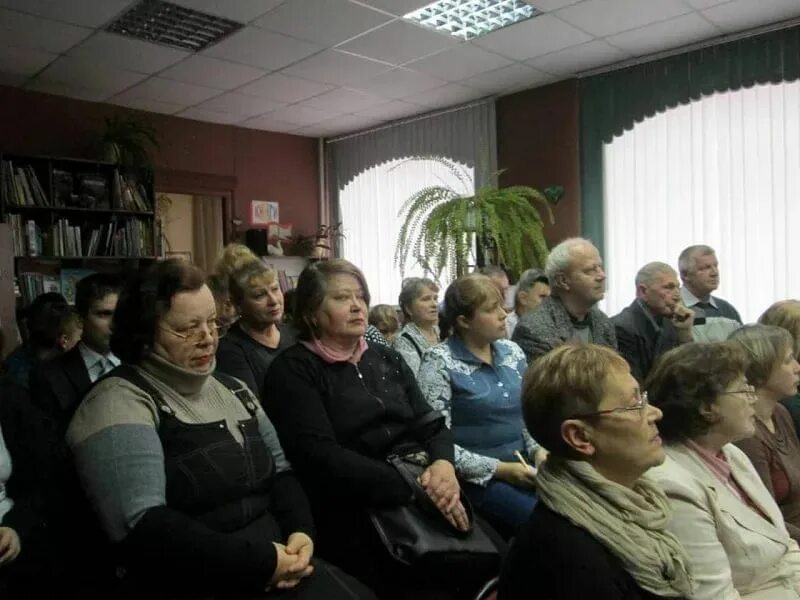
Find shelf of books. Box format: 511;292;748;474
0;154;160;305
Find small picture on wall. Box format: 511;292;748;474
251;200;279;226
166;251;193;263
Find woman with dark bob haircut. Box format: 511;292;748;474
263;259;501;600
66;259;374;600
647;342;800;599
500;342;691;600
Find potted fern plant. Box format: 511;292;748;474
395;157;554;281
100;114;159;167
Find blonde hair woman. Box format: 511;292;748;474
760;300;800;439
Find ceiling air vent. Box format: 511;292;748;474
106;0;243;52
405;0;541;41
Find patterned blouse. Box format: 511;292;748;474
418;337;539;486
392;322;439;376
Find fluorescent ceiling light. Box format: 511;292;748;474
106;0;243;52
404;0;540;41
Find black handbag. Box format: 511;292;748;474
368;454;500;570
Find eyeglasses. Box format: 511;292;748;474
570;391;649;419
719;384;757;398
159;319;225;344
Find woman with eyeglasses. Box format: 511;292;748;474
647;342;800;599
216;260;295;404
727;325;800;542
500;342;693;600
66;259;375;600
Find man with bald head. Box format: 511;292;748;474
612;262;694;382
512;237;616;363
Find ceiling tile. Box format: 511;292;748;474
196;91;283;116
527;0;584;9
555;0;693;37
472;14;592;60
413;83;486;107
178;108;246;124
68;32;189;75
282;50;391;85
26;79;113;102
408;45;513;82
37;55;147;95
350;67;445;98
0;0;133;28
114;77;221;105
684;0;731;8
110;96;187;114
606;12;720;56
160;56;265;90
528;39;628;75
702;0;800;33
240;114;301;132
0;46;58;76
171;0;285;23
301;88;389;112
338;20;459;66
462;63;551;91
270;103;344;125
202;26;321;70
254;0;392;46
303;113;380;135
354;0;432;17
0;9;92;54
354;99;424;120
239;72;333;102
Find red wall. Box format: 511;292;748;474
496;79;581;245
0;85;320;234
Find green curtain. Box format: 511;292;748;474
580;24;800;255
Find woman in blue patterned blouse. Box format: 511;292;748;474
418;273;546;537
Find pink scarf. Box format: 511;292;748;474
301;337;368;364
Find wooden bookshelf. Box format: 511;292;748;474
0;153;159;305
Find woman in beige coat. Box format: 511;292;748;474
647;342;800;599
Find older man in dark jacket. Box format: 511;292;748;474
612;262;694;383
513;238;616;363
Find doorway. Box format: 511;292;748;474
157;192;225;273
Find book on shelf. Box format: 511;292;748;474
5;214;155;258
112;170;151;212
1;160;49;207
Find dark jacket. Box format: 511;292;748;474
0;378;57;547
215;323;296;404
29;345;91;435
262;342;454;510
612;300;682;383
512;296;617;363
499;503;668;600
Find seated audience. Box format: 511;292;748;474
1;293;70;389
678;245;742;341
500;343;691;600
512;238;616;363
216;261;295;403
728;325;800;542
612;262;694;382
647;342;800;599
209;243;260;333
393;277;440;375
368;304;400;344
263;259;499;599
30;273;121;433
479;265;511;310
0;376;60;599
505;268;549;338
418;273;544;537
66;259;374;599
760;300;800;438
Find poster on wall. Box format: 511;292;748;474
251;200;279;227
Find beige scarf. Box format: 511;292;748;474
536;457;693;597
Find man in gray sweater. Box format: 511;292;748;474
512;238;616;363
